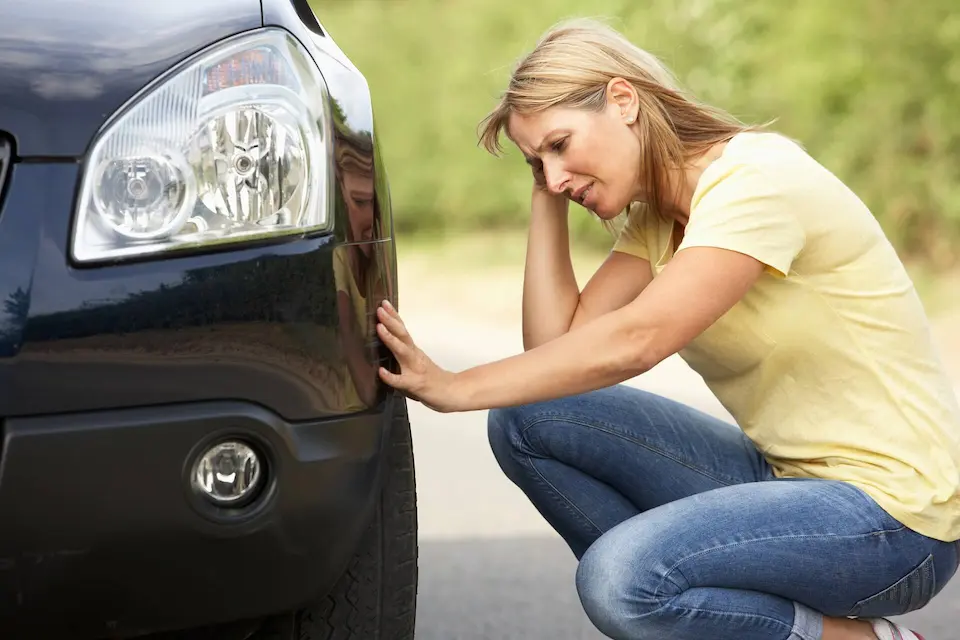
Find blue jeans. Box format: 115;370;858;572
487;385;960;640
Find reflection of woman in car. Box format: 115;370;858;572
374;18;960;640
333;129;383;410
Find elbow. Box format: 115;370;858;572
521;331;541;352
624;348;657;379
598;306;677;380
619;324;663;378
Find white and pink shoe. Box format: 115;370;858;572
869;617;927;640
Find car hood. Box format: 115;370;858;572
0;0;263;158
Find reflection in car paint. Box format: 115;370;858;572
333;122;388;411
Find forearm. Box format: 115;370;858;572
447;247;766;412
455;306;651;411
522;189;580;350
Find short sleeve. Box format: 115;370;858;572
612;203;650;261
678;164;806;278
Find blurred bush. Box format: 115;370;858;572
311;0;960;268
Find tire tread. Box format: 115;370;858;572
256;395;417;640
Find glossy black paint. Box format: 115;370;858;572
0;161;391;420
0;0;405;634
0;396;393;638
0;0;398;421
288;0;327;36
0;137;10;205
0;0;262;158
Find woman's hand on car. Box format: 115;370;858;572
376;300;463;413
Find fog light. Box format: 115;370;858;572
192;441;262;505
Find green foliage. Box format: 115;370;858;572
312;0;960;267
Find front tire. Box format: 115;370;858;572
256;394;418;640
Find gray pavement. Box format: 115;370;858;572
407;313;960;639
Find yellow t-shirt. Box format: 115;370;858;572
333;246;374;413
613;131;960;542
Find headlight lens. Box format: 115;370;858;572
72;28;333;263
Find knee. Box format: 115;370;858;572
486;405;526;470
575;529;678;640
576;541;638;639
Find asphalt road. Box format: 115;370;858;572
406;313;960;639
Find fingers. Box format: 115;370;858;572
376;299;419;394
377;320;411;360
378;366;404;389
380;298;399;318
531;164;546;189
377;300;411;342
379;365;416;396
379;366;420;400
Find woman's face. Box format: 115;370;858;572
507;85;643;219
341;169;375;255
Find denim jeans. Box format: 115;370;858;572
487;385;960;640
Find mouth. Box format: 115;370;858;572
572;182;595;207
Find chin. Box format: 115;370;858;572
592;193;633;220
591;202;622;220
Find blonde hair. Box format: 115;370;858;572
478;18;767;225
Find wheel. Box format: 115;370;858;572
254;394;419;640
136;395;418;640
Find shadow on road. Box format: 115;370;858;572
415;535;960;640
416;536;604;640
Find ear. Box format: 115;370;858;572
606;77;639;125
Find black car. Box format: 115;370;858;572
0;0;418;638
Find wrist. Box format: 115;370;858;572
447;369;474;412
532;184;568;206
531;189;570;225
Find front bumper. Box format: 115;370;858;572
0;394;394;638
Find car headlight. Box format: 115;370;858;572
71;28;334;263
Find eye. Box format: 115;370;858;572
550;138;567;153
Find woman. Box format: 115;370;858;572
374;18;960;640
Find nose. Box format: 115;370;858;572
543;159;571;196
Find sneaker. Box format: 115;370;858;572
869;617;927;640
